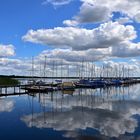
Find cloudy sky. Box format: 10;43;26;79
0;0;140;75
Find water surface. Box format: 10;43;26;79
1;85;140;140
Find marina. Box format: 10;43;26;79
0;77;140;96
1;0;140;139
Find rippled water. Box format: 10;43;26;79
0;84;140;140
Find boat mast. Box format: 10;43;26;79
43;56;47;81
81;58;84;79
67;64;69;81
52;60;55;83
61;60;63;81
31;56;34;81
91;62;94;79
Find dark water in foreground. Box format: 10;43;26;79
1;85;140;140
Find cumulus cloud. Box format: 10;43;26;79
63;1;111;25
0;58;31;70
0;44;15;57
0;58;31;75
22;21;140;61
0;52;139;76
22;21;136;51
63;20;78;26
1;0;139;75
111;41;140;57
38;48;110;62
134;12;140;22
115;17;133;24
63;0;140;25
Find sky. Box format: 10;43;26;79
0;0;140;76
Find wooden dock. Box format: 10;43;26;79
0;85;28;97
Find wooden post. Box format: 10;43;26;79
19;86;21;93
5;87;7;94
14;86;16;93
0;88;2;94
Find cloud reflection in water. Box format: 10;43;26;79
21;86;140;138
0;99;14;112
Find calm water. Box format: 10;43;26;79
1;85;140;140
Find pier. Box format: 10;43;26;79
0;77;140;97
0;85;28;97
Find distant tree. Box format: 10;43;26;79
0;77;20;85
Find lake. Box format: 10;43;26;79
0;84;140;140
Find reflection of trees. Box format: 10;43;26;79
21;84;140;138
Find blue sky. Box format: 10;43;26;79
0;0;140;75
0;0;81;57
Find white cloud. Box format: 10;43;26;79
102;60;140;77
22;21;136;52
0;50;139;76
0;44;15;57
42;0;72;6
0;58;30;69
22;21;140;62
64;1;111;25
38;48;110;62
115;17;133;24
37;44;140;70
134;12;140;22
63;0;140;25
111;41;140;57
63;20;78;26
0;58;31;75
